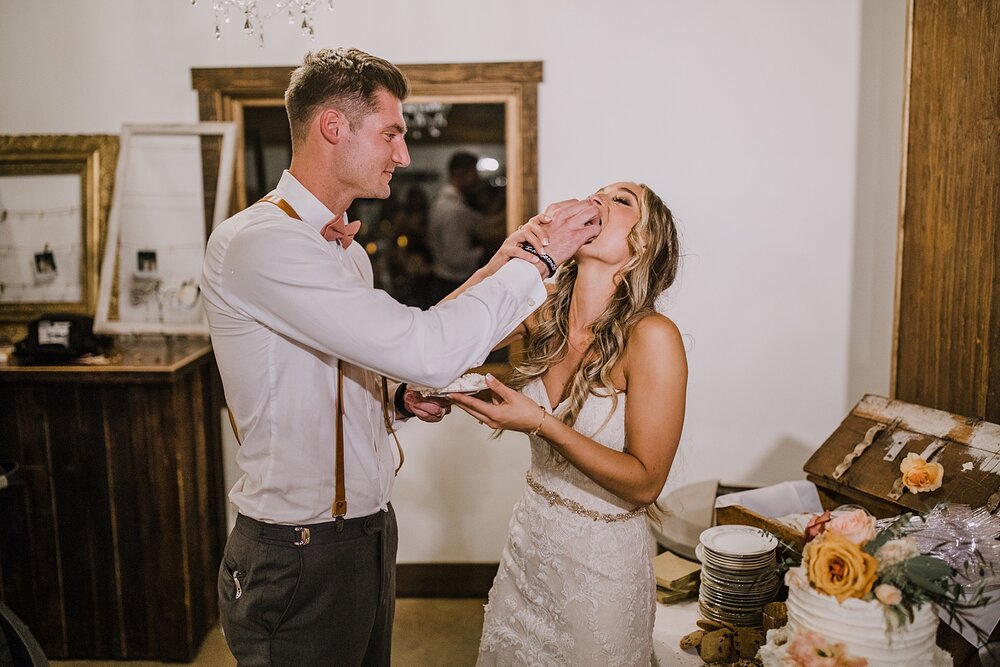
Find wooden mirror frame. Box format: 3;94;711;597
191;61;542;374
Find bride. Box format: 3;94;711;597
449;181;687;666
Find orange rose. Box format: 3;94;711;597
899;453;944;494
804;532;878;602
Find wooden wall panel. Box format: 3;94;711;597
0;342;225;661
895;0;1000;423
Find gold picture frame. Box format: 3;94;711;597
0;135;118;338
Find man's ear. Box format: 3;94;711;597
317;108;346;144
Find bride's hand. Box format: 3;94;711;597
448;374;547;433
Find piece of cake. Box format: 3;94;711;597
411;372;488;396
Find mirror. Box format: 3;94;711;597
192;62;541;372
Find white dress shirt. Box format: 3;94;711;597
202;171;546;525
429;183;486;282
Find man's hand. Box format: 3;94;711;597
401;390;451;423
531;199;602;266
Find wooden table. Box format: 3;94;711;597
0;338;226;661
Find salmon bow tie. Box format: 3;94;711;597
320;217;362;248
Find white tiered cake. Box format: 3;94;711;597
759;581;952;667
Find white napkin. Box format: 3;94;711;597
714;480;823;518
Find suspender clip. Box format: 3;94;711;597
334;499;347;532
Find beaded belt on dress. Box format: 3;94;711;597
525;472;646;523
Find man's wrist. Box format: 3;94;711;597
394;383;416;419
520;242;557;278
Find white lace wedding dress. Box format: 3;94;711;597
477;379;656;667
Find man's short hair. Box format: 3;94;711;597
285;47;410;145
447;151;479;176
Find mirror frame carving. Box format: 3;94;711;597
0;134;118;342
191;61;542;374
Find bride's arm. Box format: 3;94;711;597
449;314;687;507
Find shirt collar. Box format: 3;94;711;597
274;170;346;234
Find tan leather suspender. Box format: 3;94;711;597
333;361;347;523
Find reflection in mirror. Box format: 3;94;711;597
241;103;507;311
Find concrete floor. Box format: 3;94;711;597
50;598;486;667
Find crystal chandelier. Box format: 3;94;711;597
403;103;452;140
193;0;335;46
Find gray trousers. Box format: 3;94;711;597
219;506;397;667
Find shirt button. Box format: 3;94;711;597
527;298;536;307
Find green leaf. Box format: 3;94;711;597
906;571;950;597
905;555;953;581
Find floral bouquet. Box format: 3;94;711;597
797;507;990;630
759;504;997;666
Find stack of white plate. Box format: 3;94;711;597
696;525;780;627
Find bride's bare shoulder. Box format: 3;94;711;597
627;313;685;365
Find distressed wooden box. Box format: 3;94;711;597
803;394;1000;518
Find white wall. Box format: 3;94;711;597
0;0;907;562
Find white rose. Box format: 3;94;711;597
877;537;920;568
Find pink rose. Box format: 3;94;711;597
827;509;876;545
875;584;903;606
787;629;869;667
805;510;833;542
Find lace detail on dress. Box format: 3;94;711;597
477;380;655;667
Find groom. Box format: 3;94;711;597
201;47;601;665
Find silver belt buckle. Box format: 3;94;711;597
293;526;311;546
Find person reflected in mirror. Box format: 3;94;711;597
449;181;688;667
200;47;602;667
389;184;434;308
426;151;488;304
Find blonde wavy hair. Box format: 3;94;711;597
507;183;680;428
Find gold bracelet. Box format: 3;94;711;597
529;405;547;436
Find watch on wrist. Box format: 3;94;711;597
394;383;416;419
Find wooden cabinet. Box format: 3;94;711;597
0;339;226;661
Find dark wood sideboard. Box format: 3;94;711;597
0;339;226;661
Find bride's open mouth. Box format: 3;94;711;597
583;206;605;244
